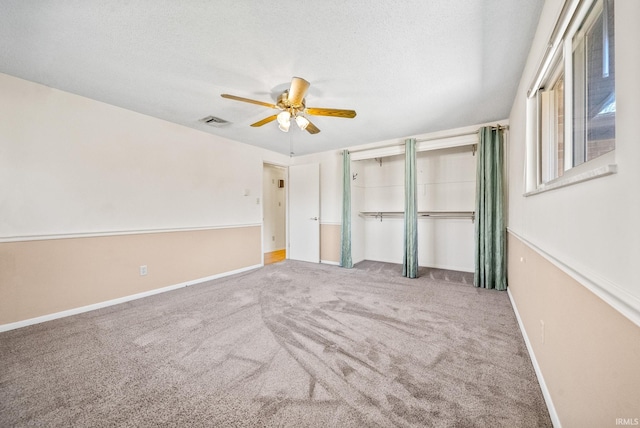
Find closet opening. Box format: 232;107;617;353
350;144;477;272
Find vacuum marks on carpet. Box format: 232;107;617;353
0;261;551;427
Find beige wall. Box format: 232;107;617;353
0;226;261;326
320;224;341;263
508;232;640;427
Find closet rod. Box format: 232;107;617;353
359;211;475;221
344;125;508;154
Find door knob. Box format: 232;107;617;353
310;217;318;221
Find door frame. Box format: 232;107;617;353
262;162;289;265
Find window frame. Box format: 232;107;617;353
538;53;565;184
526;0;616;195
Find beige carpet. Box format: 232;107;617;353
0;260;551;427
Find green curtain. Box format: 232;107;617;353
340;150;353;268
403;138;418;278
474;127;506;290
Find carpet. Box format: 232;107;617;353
0;260;551;427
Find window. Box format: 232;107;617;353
533;0;615;185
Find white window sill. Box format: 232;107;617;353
524;164;617;196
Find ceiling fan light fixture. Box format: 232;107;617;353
278;120;290;132
277;110;291;126
295;115;309;130
221;76;357;136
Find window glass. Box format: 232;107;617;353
572;0;615;167
553;74;565;178
539;62;565;183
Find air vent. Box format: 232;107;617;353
199;115;231;127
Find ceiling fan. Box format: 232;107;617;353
221;77;356;134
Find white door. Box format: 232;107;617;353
289;163;320;263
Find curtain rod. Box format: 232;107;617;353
415;124;508;143
345;125;508;154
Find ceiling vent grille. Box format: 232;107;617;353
200;115;231;127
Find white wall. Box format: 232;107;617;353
507;0;640;323
262;164;286;252
0;73;289;239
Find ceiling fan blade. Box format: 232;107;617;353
306;107;357;118
305;119;320;134
221;94;276;109
251;115;278;127
288;77;310;107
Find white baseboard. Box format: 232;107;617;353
320;260;340;266
507;288;561;428
0;263;263;333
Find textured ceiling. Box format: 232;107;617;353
0;1;543;156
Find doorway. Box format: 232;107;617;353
263;164;287;265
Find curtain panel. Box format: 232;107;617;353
340;150;353;268
474;127;506;290
403;138;418;278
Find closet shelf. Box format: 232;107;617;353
359;211;475;221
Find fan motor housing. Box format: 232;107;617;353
277;91;305;111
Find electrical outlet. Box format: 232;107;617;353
140;265;147;276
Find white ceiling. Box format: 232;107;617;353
0;1;543;156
